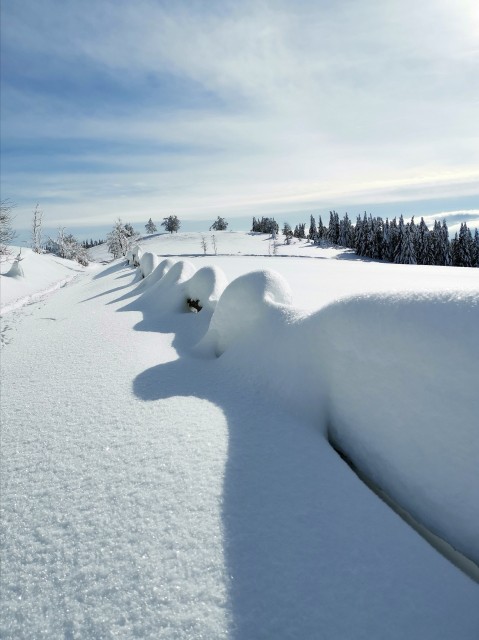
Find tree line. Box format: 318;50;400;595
252;211;479;267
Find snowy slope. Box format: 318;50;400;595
1;233;479;639
0;247;88;315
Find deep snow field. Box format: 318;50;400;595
1;230;479;639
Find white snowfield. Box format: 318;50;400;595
0;247;87;315
1;231;479;639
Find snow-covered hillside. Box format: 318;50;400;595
1;232;478;639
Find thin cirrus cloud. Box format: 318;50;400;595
1;0;478;231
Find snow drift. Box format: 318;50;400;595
317;291;479;565
199;270;293;357
139;252;159;279
112;254;479;568
132;259;197;315
194;269;479;566
131;245;142;267
184;266;228;313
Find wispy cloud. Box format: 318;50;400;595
1;0;478;230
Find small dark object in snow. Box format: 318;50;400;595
187;298;202;313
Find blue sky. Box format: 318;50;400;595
1;0;478;236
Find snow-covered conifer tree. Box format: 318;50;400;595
0;199;16;259
415;218;429;265
161;215;181;233
317;216;325;244
308;215;317;241
440;220;452;266
31;204;43;253
399;223;417;264
473;228;479;267
210;216;228;231
382;219;392;262
145;218;157;234
394;215;405;263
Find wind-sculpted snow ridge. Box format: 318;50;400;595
139;252;159;279
131;260;229;318
184;266;229;313
126;260;479;568
317;290;479;567
133;259;197;314
148;258;176;284
198;270;294;357
195;268;479;570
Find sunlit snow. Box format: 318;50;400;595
1;231;478;639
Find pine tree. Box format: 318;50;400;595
317;216;325;244
473;228;479;267
210;216;228;231
0;199;16;259
161;215;181;233
382;219;392;262
354;215;364;255
282;222;293;244
415;218;429;265
107;219;135;257
327;211;340;244
145;218;157;234
454;222;474;267
399;223;417;264
440;220;452;266
308;215;317;241
394;215;405;263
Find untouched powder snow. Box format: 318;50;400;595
1;233;479;638
0;248;87;315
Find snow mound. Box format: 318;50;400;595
0;248;85;315
148;258;177;285
200;269;293;356
4;260;24;279
132;245;142;267
135;260;197;314
160;260;196;287
184;266;228;313
199;275;478;567
315;290;479;565
139;252;159;279
126;250;134;265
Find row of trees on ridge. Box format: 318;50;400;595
252;211;479;267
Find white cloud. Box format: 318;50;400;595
2;0;478;229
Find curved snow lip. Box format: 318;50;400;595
197;269;293;357
139;252;159;279
184;265;229;313
126;259;198;315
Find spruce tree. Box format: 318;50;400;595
394;215;405;263
400;224;417;264
145;218;157;234
473;228;479;267
308;215;317;241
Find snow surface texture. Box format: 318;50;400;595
2;233;479;639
